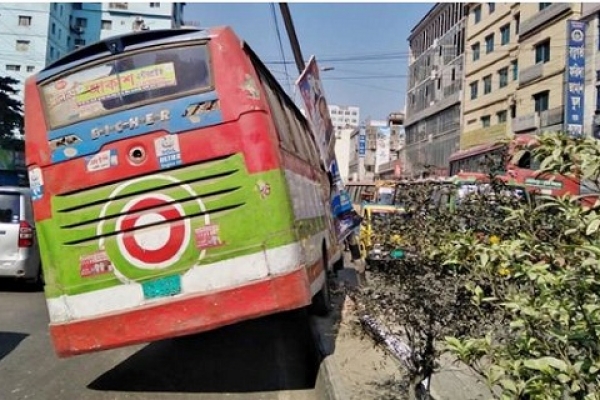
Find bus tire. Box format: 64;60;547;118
310;250;332;316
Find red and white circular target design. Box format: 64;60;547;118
116;193;191;270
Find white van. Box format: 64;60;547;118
0;186;42;285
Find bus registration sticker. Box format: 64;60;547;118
80;251;113;277
85;149;118;172
195;224;223;250
28;168;44;201
154;135;182;169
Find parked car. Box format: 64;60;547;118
0;186;42;286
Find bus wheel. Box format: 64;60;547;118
333;254;344;272
310;252;332;316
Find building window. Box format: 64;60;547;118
497;110;507;123
596;86;600;111
485;33;495;54
51;22;56;34
6;64;21;71
74;38;86;48
511;60;518;80
18;15;32;26
58;29;61;39
16;40;30;51
26;65;34;72
481;115;491;127
101;20;112;30
498;67;509;88
50;47;55;59
472;42;480;61
108;2;128;9
483;75;492;94
515;13;520;35
510;104;516;118
72;3;82;10
470;81;478;100
534;90;550;113
539;3;551;11
535;40;551;64
75;17;87;28
150;2;160;7
473;5;482;24
488;3;495;13
500;24;510;45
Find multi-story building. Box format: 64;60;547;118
459;3;589;155
0;2;185;101
511;3;582;137
404;3;467;178
328;104;360;136
334;127;354;183
461;3;521;150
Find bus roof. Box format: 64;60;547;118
448;142;503;162
38;27;214;82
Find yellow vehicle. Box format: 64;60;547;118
359;203;403;265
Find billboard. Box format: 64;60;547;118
296;56;335;167
375;126;391;173
358;128;366;158
564;19;586;138
296;56;358;240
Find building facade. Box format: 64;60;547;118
404;3;467;178
461;3;521;150
347;113;405;182
0;2;185;101
461;2;584;149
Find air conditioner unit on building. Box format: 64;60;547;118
433;38;439;47
430;69;439;80
508;94;516;105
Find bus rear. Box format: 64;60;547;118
25;27;336;357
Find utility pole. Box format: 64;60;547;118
279;3;305;74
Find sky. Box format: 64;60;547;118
185;2;434;122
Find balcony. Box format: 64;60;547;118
540;106;564;127
512;113;539;133
519;63;543;86
519;3;572;38
443;81;461;97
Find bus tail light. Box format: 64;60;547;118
19;221;34;248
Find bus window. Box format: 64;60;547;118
41;44;211;129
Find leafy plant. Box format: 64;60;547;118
445;132;600;399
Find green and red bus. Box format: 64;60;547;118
25;27;343;357
448;134;580;197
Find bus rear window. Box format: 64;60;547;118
41;44;211;129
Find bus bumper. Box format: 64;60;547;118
49;268;313;358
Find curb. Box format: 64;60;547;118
310;317;347;400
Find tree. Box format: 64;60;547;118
0;76;24;139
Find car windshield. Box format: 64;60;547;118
0;192;20;224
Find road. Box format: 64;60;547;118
0;281;322;400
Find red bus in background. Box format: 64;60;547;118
448;134;580;198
